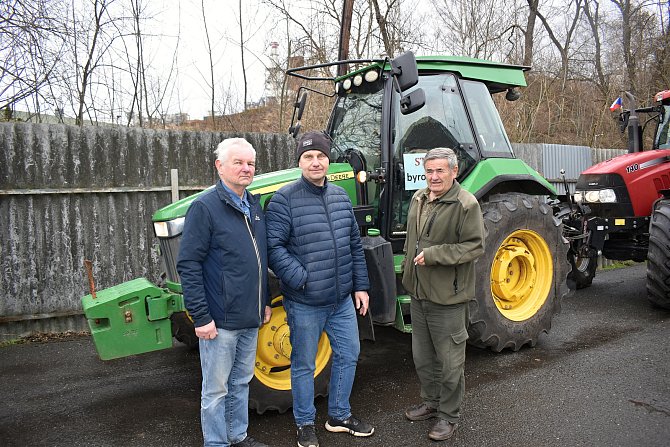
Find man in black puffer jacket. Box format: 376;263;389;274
266;131;373;447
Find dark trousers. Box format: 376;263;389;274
410;298;469;422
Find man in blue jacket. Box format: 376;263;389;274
177;138;271;447
266;131;374;447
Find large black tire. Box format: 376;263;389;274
646;199;670;310
249;348;331;414
566;246;597;290
170;311;199;349
468;194;570;352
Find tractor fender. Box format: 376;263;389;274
474;174;555;201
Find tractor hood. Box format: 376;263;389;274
580;149;670;179
152;163;356;222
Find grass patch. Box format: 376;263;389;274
600;260;641;271
0;330;90;348
0;338;25;348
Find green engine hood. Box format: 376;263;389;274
152;163;356;222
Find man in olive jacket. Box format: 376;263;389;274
401;147;484;441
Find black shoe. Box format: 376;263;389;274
231;436;269;447
297;424;319;447
428;418;458;441
324;415;374;437
405;402;438;421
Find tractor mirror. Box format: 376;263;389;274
290;123;301;138
391;51;419;92
400;88;425;115
296;92;307;120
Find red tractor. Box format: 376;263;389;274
564;90;670;309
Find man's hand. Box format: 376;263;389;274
413;250;425;266
195;320;218;340
354;291;370;316
263;305;272;324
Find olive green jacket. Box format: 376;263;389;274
401;181;485;305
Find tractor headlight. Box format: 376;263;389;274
153;217;185;238
574;191;583;203
598;189;617;203
582;189;617;203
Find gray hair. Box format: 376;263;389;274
214;138;255;162
423;147;458;169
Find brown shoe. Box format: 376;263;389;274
428;418;458;441
404;402;438;421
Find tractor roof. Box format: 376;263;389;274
287;55;529;94
414;56;529;93
655;90;670;104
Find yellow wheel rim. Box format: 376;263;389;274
490;230;553;321
254;296;332;390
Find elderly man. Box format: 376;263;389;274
402;147;484;441
177;137;271;447
265;131;374;447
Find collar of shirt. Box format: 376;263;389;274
420;188;446;203
219;180;250;218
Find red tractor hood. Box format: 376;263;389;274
582;149;670;216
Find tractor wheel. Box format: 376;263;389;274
566;246;597;290
468;194;569;352
249;296;332;414
170;311;198;349
646;199;670;310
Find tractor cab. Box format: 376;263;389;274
652;90;670;149
288;55;552;252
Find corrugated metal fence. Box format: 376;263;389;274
0;123;294;340
0;123;626;340
513;143;626;194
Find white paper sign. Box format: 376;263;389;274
403;153;427;190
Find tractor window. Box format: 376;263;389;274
389;73;477;236
461;80;514;157
654;105;670;149
329;82;384;172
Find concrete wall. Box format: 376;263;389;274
0;123;294;340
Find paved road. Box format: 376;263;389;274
1;263;668;446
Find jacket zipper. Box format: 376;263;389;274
244;211;263;323
319;192;341;300
413;197;421;299
425;211;438;238
414;200;440;297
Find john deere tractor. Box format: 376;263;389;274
82;52;569;413
563;90;670;309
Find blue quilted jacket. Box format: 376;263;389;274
266;176;369;306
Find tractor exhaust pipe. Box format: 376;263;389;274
624;91;643;153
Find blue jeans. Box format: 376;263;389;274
284;298;361;426
199;327;258;447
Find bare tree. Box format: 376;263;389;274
582;0;608;96
528;0;583;90
264;0;339;65
200;0;216;127
0;0;65;115
609;0;660;94
523;0;539;66
65;0;125;125
431;0;518;60
240;0;249;110
370;0;393;56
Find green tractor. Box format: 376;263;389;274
82;52;569;413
